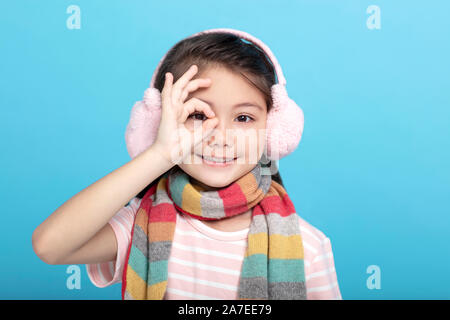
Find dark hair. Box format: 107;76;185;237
135;32;285;200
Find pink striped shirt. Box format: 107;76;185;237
86;197;342;300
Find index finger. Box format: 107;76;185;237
172;65;199;99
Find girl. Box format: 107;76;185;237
32;28;342;300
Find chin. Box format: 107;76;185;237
185;166;238;188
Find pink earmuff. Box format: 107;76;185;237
125;28;304;161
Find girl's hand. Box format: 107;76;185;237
152;64;219;165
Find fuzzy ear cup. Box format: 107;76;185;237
266;84;305;160
125;88;162;159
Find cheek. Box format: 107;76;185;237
236;124;266;161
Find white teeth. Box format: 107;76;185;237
202;155;235;163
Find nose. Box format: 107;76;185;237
205;118;235;150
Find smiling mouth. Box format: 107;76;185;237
195;154;237;164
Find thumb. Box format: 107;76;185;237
192;118;217;146
201;118;218;140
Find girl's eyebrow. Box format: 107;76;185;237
196;98;264;111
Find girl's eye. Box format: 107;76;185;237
236;115;254;123
189;113;207;121
189;113;254;123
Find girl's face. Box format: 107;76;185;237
178;65;268;190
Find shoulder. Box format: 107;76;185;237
122;197;142;216
125;197;142;209
296;215;342;299
296;214;329;245
295;214;335;264
108;197;142;230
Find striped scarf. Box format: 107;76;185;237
121;160;306;300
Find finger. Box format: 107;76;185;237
193;117;219;147
201;118;219;140
178;98;216;124
171;64;199;103
180;78;212;102
161;72;173;110
190;118;219;146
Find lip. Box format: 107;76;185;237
195;154;237;167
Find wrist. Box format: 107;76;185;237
147;142;175;170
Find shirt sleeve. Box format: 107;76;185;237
85;197;141;288
305;237;343;300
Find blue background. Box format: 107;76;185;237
1;0;449;299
